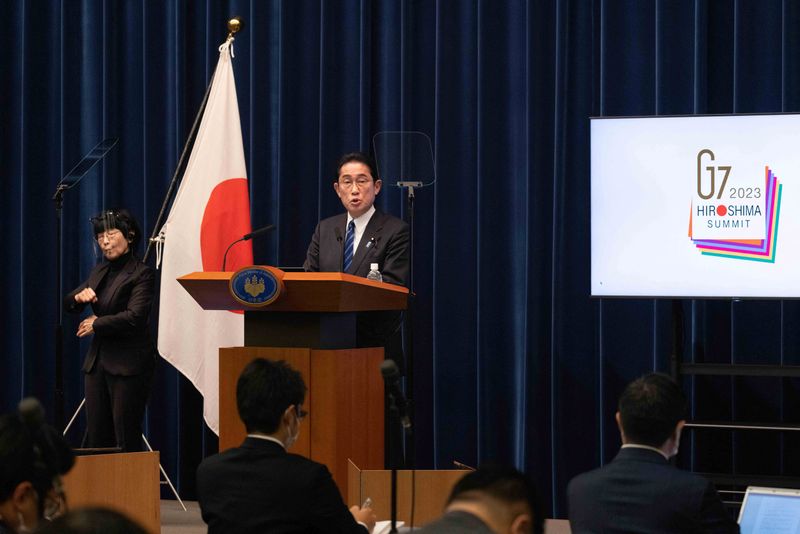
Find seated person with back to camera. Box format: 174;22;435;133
196;358;376;533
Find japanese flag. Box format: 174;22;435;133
157;39;252;434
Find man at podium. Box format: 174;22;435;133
304;152;409;366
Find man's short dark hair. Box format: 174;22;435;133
0;414;37;502
236;359;307;434
335;152;379;181
448;465;544;534
618;373;687;447
0;399;74;508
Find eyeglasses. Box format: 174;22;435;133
95;228;124;242
295;405;308;420
338;176;372;190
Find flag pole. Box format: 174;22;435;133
143;16;245;263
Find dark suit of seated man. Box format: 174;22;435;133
303;152;409;368
567;373;739;534
416;465;543;534
196;358;376;534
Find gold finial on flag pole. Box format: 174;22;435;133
227;16;244;39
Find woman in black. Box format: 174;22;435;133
64;209;156;452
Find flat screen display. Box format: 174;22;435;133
739;487;800;533
591;113;800;298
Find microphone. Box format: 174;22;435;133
222;224;275;271
243;224;275;241
380;360;411;430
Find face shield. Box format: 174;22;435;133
89;210;132;259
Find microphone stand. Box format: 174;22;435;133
396;180;421;471
222;237;246;271
52;138;118;429
389;413;414;533
54;185;66;429
382;359;412;534
386;384;401;533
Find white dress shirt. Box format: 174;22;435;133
346;205;376;261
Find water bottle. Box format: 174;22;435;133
366;263;383;282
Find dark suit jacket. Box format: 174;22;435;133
64;254;156;376
567;447;739;534
303;209;409;287
415;510;495;534
304;209;409;361
196;437;368;534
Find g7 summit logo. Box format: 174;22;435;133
689;149;782;263
694;149;762;229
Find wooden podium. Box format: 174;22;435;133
62;452;160;534
347;462;573;532
178;269;409;494
347;461;469;526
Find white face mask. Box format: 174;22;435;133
17;511;32;533
285;427;299;449
284;413;301;449
669;426;683;458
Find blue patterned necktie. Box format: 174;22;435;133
343;220;355;272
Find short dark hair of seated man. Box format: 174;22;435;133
196;358;376;534
417;465;544;534
567;373;739;534
617;371;687;450
236;357;307;434
34;507;148;534
0;399;74;534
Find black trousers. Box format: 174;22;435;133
84;358;153;452
357;310;404;369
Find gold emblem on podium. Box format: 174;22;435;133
229;266;284;308
244;276;266;297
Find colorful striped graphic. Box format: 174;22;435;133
689;167;782;263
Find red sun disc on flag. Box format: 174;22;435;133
200;178;254;272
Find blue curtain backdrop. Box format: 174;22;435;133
2;0;800;515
